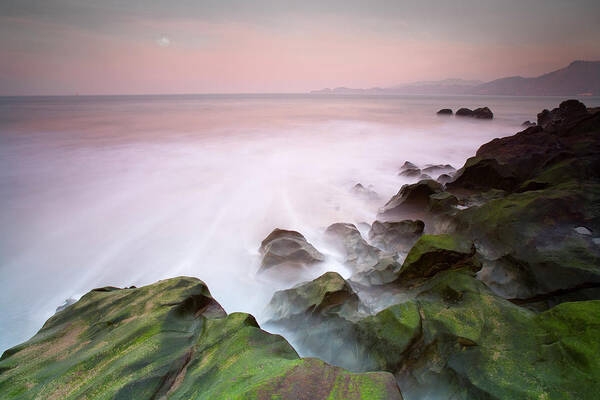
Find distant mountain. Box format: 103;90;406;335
471;61;600;96
311;61;600;96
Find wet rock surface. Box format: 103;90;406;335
0;277;403;399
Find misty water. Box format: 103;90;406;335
2;94;599;353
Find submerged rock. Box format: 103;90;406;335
259;229;324;271
436;108;453;115
0;277;402;400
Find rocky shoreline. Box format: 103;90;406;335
2;100;599;399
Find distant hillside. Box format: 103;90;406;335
471;61;600;96
311;61;600;96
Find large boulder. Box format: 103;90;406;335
0;277;402;400
378;180;443;220
354;270;600;399
368;220;424;253
259;229;324;271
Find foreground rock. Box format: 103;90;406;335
355;270;600;399
0;277;402;400
259;229;324;271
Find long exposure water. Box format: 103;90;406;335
2;93;599;352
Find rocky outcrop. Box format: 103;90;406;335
354;270;600;399
0;277;402;399
456;107;494;119
259;229;324;271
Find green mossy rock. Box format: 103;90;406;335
399;234;479;281
355;270;600;400
267;271;359;322
0;277;402;400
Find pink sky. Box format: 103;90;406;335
1;1;599;95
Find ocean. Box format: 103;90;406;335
1;93;599;352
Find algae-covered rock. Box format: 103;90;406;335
266;271;360;322
355;270;600;400
0;277;402;400
259;228;324;271
398;234;478;281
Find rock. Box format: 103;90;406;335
446;156;518;192
521;120;536;127
267;272;359;322
437;173;453;184
472;106;494;119
55;297;77;313
0;277;403;400
351;257;403;286
400;161;418;170
378;180;443;220
265;272;371;371
259;229;324;271
455;107;474;117
351;183;379;201
437;108;453;115
368;220;425;253
354;270;600;400
324;223;381;272
575;226;593;235
428;191;459;213
537;99;589;131
456;107;493;119
398;168;421;177
398;234;479;281
418;173;432;180
422;164;455;175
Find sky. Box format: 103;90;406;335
1;0;599;95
